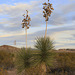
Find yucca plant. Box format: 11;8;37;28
22;10;31;49
43;0;54;39
15;48;33;75
34;37;55;75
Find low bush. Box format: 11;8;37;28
0;68;8;75
0;50;14;69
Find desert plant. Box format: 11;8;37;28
0;50;13;69
22;10;31;49
43;0;54;39
49;52;75;75
34;37;55;75
15;48;34;75
56;53;75;70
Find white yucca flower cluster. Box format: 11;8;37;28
22;10;31;29
43;0;54;21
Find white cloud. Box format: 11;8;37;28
0;24;75;49
0;0;75;49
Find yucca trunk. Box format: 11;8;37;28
45;21;47;39
41;63;46;75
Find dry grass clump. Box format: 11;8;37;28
0;68;8;75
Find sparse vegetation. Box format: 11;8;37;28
0;46;75;75
0;0;75;75
0;50;14;70
15;48;33;74
0;68;8;75
48;52;75;75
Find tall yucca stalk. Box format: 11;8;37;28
43;0;54;39
34;37;55;75
22;10;31;49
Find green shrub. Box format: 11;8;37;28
34;37;55;75
15;48;34;74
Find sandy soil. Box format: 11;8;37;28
8;69;17;75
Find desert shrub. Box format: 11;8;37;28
56;52;75;70
48;52;75;75
0;50;14;69
0;68;8;75
34;37;55;75
15;48;34;74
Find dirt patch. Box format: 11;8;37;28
7;69;17;75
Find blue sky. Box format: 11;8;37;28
0;0;75;49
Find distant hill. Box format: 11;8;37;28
57;49;75;52
0;45;75;53
0;45;20;53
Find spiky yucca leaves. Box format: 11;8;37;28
15;48;33;74
35;37;54;65
35;37;54;51
34;37;55;75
